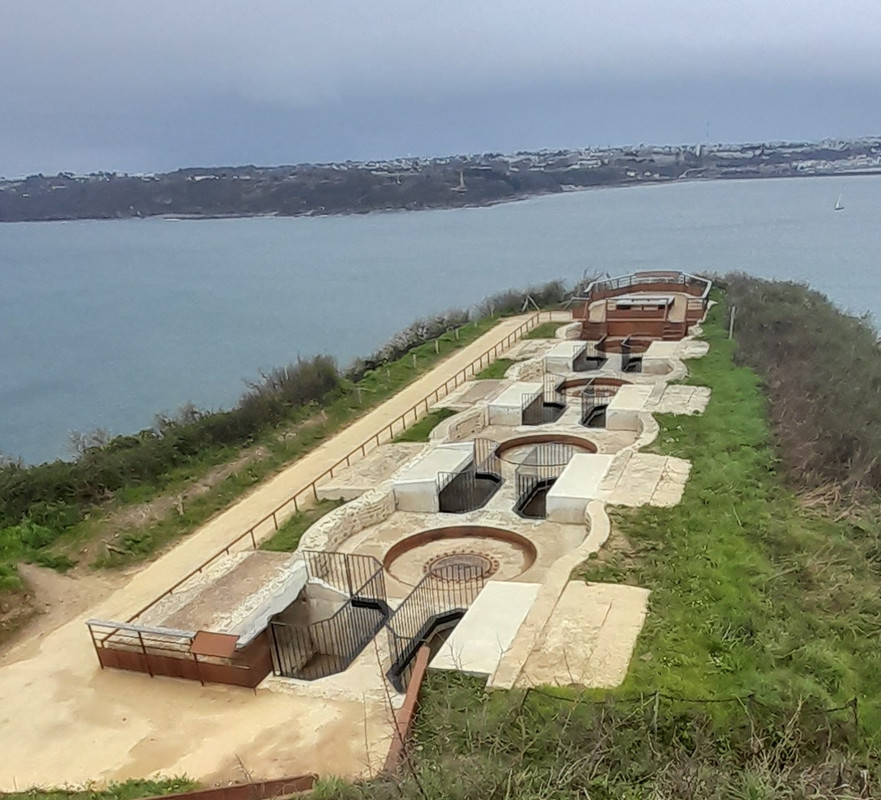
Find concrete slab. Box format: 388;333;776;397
544;340;586;374
503;339;556;362
600;453;691;507
431;582;541;676
488;381;543;426
648;384;711;416
136;551;306;642
393;443;473;512
546;454;615;523
317;443;426;501
605;384;654;431
433;379;508;410
516;582;650;688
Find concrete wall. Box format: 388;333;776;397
546;454;614;524
433;406;488;443
506;358;546;382
298;487;396;552
559;322;581;340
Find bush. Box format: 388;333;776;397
724;273;881;494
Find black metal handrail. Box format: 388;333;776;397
386;564;486;691
268;552;388;681
514;442;575;518
580;381;618;427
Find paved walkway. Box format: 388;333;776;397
0;314;542;792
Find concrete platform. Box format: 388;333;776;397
393;443;474;512
643;337;709;373
431;582;541;676
599;452;691;507
317;443;425;501
605;384;655;431
544;340;586;374
488;381;543;426
605;382;710;430
136;551;307;640
546;454;615;523
434;379;508;410
516;581;650;688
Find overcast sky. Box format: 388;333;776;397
2;0;880;176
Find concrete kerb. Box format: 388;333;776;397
488;500;612;690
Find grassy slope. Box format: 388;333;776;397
475;358;514;380
523;321;560;339
581;298;881;732
392;408;456;443
260;498;343;552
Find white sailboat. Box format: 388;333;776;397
834;193;844;211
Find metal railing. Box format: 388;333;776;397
514;443;576;518
581;271;712;302
572;339;607;372
521;374;566;426
268;552;388;681
123;311;550;625
620;336;643;373
521;388;544;426
386;564;486;691
435;438;503;514
580;382;618;428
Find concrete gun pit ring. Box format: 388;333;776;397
383;525;537;587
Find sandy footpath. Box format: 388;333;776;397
0;314;541;791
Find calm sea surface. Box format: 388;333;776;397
2;175;880;464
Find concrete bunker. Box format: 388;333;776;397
544;340;607;374
597;335;652;373
579;379;624;428
87;551;389;687
521;374;567;426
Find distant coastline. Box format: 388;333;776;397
1;137;879;223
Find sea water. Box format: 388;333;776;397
2;174;880;464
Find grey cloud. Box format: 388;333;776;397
2;0;880;175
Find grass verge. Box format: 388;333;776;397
260;499;344;552
523;321;561;339
578;297;881;735
392;408;457;443
475;358;514;379
2;778;197;800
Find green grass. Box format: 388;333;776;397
524;321;560;339
393;408;457;443
578;298;881;736
84;318;500;567
260;498;344;552
311;669;872;800
2;778;197;800
475;358;514;379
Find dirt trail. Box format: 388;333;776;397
0;314;540;791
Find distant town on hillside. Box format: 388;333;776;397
1;137;879;222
